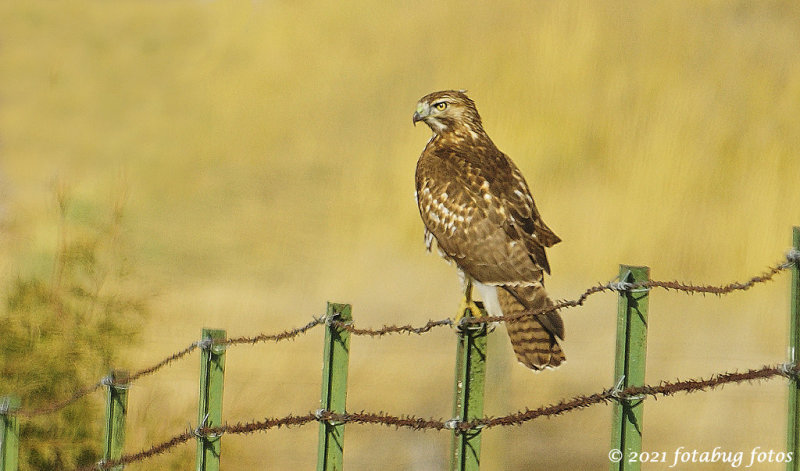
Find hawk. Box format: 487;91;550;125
412;90;565;370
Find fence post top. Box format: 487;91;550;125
325;302;353;321
619;264;650;272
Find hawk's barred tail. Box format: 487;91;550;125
497;285;565;371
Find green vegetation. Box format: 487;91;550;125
1;187;146;470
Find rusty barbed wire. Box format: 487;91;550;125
628;249;799;296
224;315;325;345
460;362;796;431
329;318;454;336
16;380;106;418
466;249;800;326
78;361;799;470
126;341;202;383
81;429;195;471
17;340;202;417
15;318;328;418
77;413;321;471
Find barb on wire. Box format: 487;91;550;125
784;248;800;267
75;361;799;470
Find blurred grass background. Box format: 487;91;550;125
1;1;799;469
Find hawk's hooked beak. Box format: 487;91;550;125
412;103;428;126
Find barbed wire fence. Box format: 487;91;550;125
72;363;800;471
2;245;800;471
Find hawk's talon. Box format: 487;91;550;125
455;297;480;318
454;297;485;332
455;299;481;321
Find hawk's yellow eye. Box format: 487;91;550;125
434;102;447;111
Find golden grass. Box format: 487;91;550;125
2;1;800;469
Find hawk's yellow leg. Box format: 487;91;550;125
455;278;482;323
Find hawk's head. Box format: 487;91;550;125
413;90;484;136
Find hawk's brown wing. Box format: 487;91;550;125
415;140;559;286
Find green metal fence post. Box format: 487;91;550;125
610;265;650;471
450;304;488;471
0;396;20;471
317;302;352;471
102;370;129;470
787;227;800;471
196;328;226;471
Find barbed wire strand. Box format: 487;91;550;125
224;316;326;345
329;318;454;337
16;318;327;418
466;250;799;326
17;250;800;418
79;361;798;471
17;341;203;417
15;381;105;419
